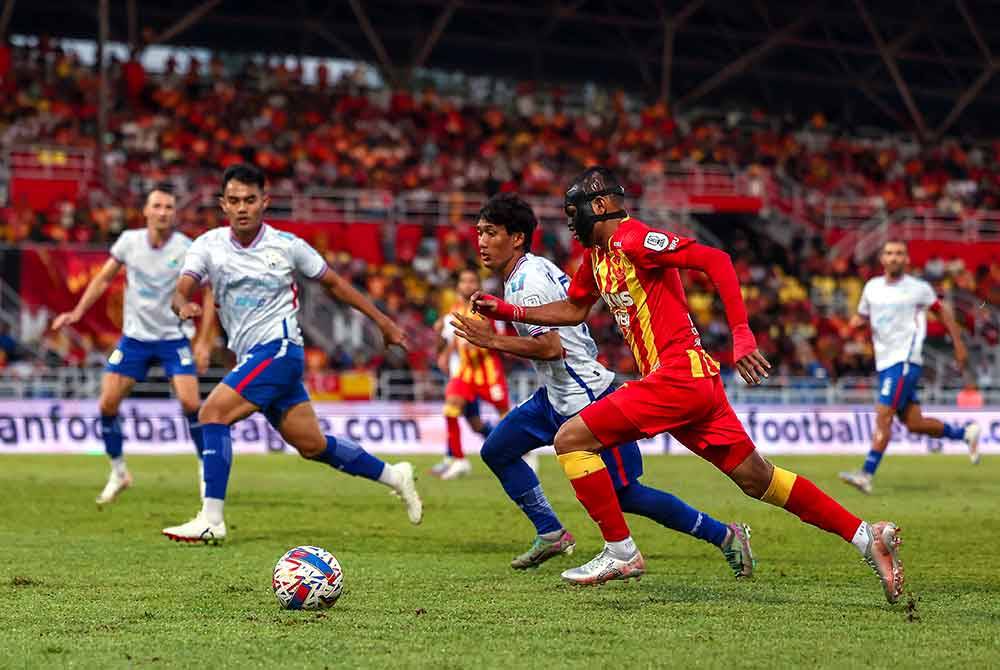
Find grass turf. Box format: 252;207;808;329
1;454;998;669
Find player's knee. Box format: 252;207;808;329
479;435;503;469
553;421;588;454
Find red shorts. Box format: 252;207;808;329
579;369;753;473
445;376;510;413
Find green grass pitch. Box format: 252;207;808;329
2;454;998;669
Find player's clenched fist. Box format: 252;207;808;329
176;302;202;321
470;291;525;322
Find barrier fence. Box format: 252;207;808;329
1;399;996;456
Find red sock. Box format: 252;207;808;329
785;476;862;541
446;416;463;458
568;468;630;542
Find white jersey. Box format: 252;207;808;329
110;229;193;341
505;253;615;416
182;223;327;358
858;274;939;371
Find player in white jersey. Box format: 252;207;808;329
161;163;422;543
839;240;982;494
450;194;753;577
52;185;214;506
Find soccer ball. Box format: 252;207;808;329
272;545;344;610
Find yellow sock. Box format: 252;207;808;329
760;466;798;507
557;451;606;480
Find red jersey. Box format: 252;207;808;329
449;302;506;388
568;217;720;380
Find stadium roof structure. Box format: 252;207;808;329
7;0;1000;138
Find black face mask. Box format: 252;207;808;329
564;182;627;247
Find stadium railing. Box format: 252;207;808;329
2;367;997;406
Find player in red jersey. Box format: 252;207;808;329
436;268;510;480
473;167;904;603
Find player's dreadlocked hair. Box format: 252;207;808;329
478;193;538;252
221;163;266;192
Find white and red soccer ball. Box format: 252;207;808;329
272;545;344;610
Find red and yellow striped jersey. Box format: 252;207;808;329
568;217;720;380
451;302;506;387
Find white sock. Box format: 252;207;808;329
378;463;403;490
851;521;871;555
606;536;637;559
201;497;225;525
111;457;127;478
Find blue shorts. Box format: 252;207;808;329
105;336;196;382
483;386;643;489
223;339;310;428
877;362;922;416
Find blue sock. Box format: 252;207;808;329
100;414;123;460
862;449;884;475
942;423;965;440
315;435;385;481
618;481;729;547
186;412;205;459
482;443;561;535
202;423;233;500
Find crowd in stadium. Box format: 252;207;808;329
1;39;997;382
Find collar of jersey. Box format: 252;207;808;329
504;253;530;286
230;223;267;249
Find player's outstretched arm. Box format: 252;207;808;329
450;311;563;360
471;291;591;327
316;268;408;350
933;301;968;368
643;240;770;384
171;273;203;321
51;257;123;330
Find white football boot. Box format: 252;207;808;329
861;521;904;604
439;458;471;480
964;424;982;465
560;544;646;585
96;470;133;507
390;462;423;525
161;515;226;544
838;470;873;494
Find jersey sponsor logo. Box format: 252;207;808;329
522;294;542;307
643;231;679;252
263;250;283;269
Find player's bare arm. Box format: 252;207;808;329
451;311;563;360
192;286;218;373
171;273;202;321
316;267;408;351
51;257;123;330
471;290;591;327
934;301;968;368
